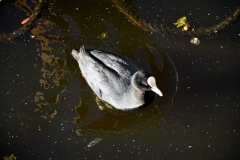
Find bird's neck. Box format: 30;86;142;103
128;84;145;106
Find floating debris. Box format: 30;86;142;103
173;16;191;31
21;17;30;24
182;22;190;31
173;16;187;28
30;35;35;38
36;92;44;96
190;37;200;45
101;32;108;38
75;129;91;136
87;137;104;147
3;154;17;160
98;32;108;39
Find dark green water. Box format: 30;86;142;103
0;0;239;159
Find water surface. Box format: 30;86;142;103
0;0;239;159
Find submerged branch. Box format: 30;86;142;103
0;0;46;42
112;0;240;38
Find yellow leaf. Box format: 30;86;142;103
173;16;187;28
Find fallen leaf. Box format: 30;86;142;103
173;16;187;28
21;17;30;24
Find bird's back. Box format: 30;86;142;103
72;46;139;108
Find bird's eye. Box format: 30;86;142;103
144;83;148;86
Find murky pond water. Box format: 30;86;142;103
0;0;239;159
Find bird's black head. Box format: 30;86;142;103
132;70;163;96
132;70;152;91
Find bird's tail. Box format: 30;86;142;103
71;45;86;60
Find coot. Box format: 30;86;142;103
72;46;163;110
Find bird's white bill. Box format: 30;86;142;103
147;76;163;96
151;87;163;97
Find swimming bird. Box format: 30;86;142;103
72;46;163;110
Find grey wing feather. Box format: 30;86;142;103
77;46;135;105
89;50;139;75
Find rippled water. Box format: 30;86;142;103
0;0;239;159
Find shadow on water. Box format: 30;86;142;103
0;0;178;148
